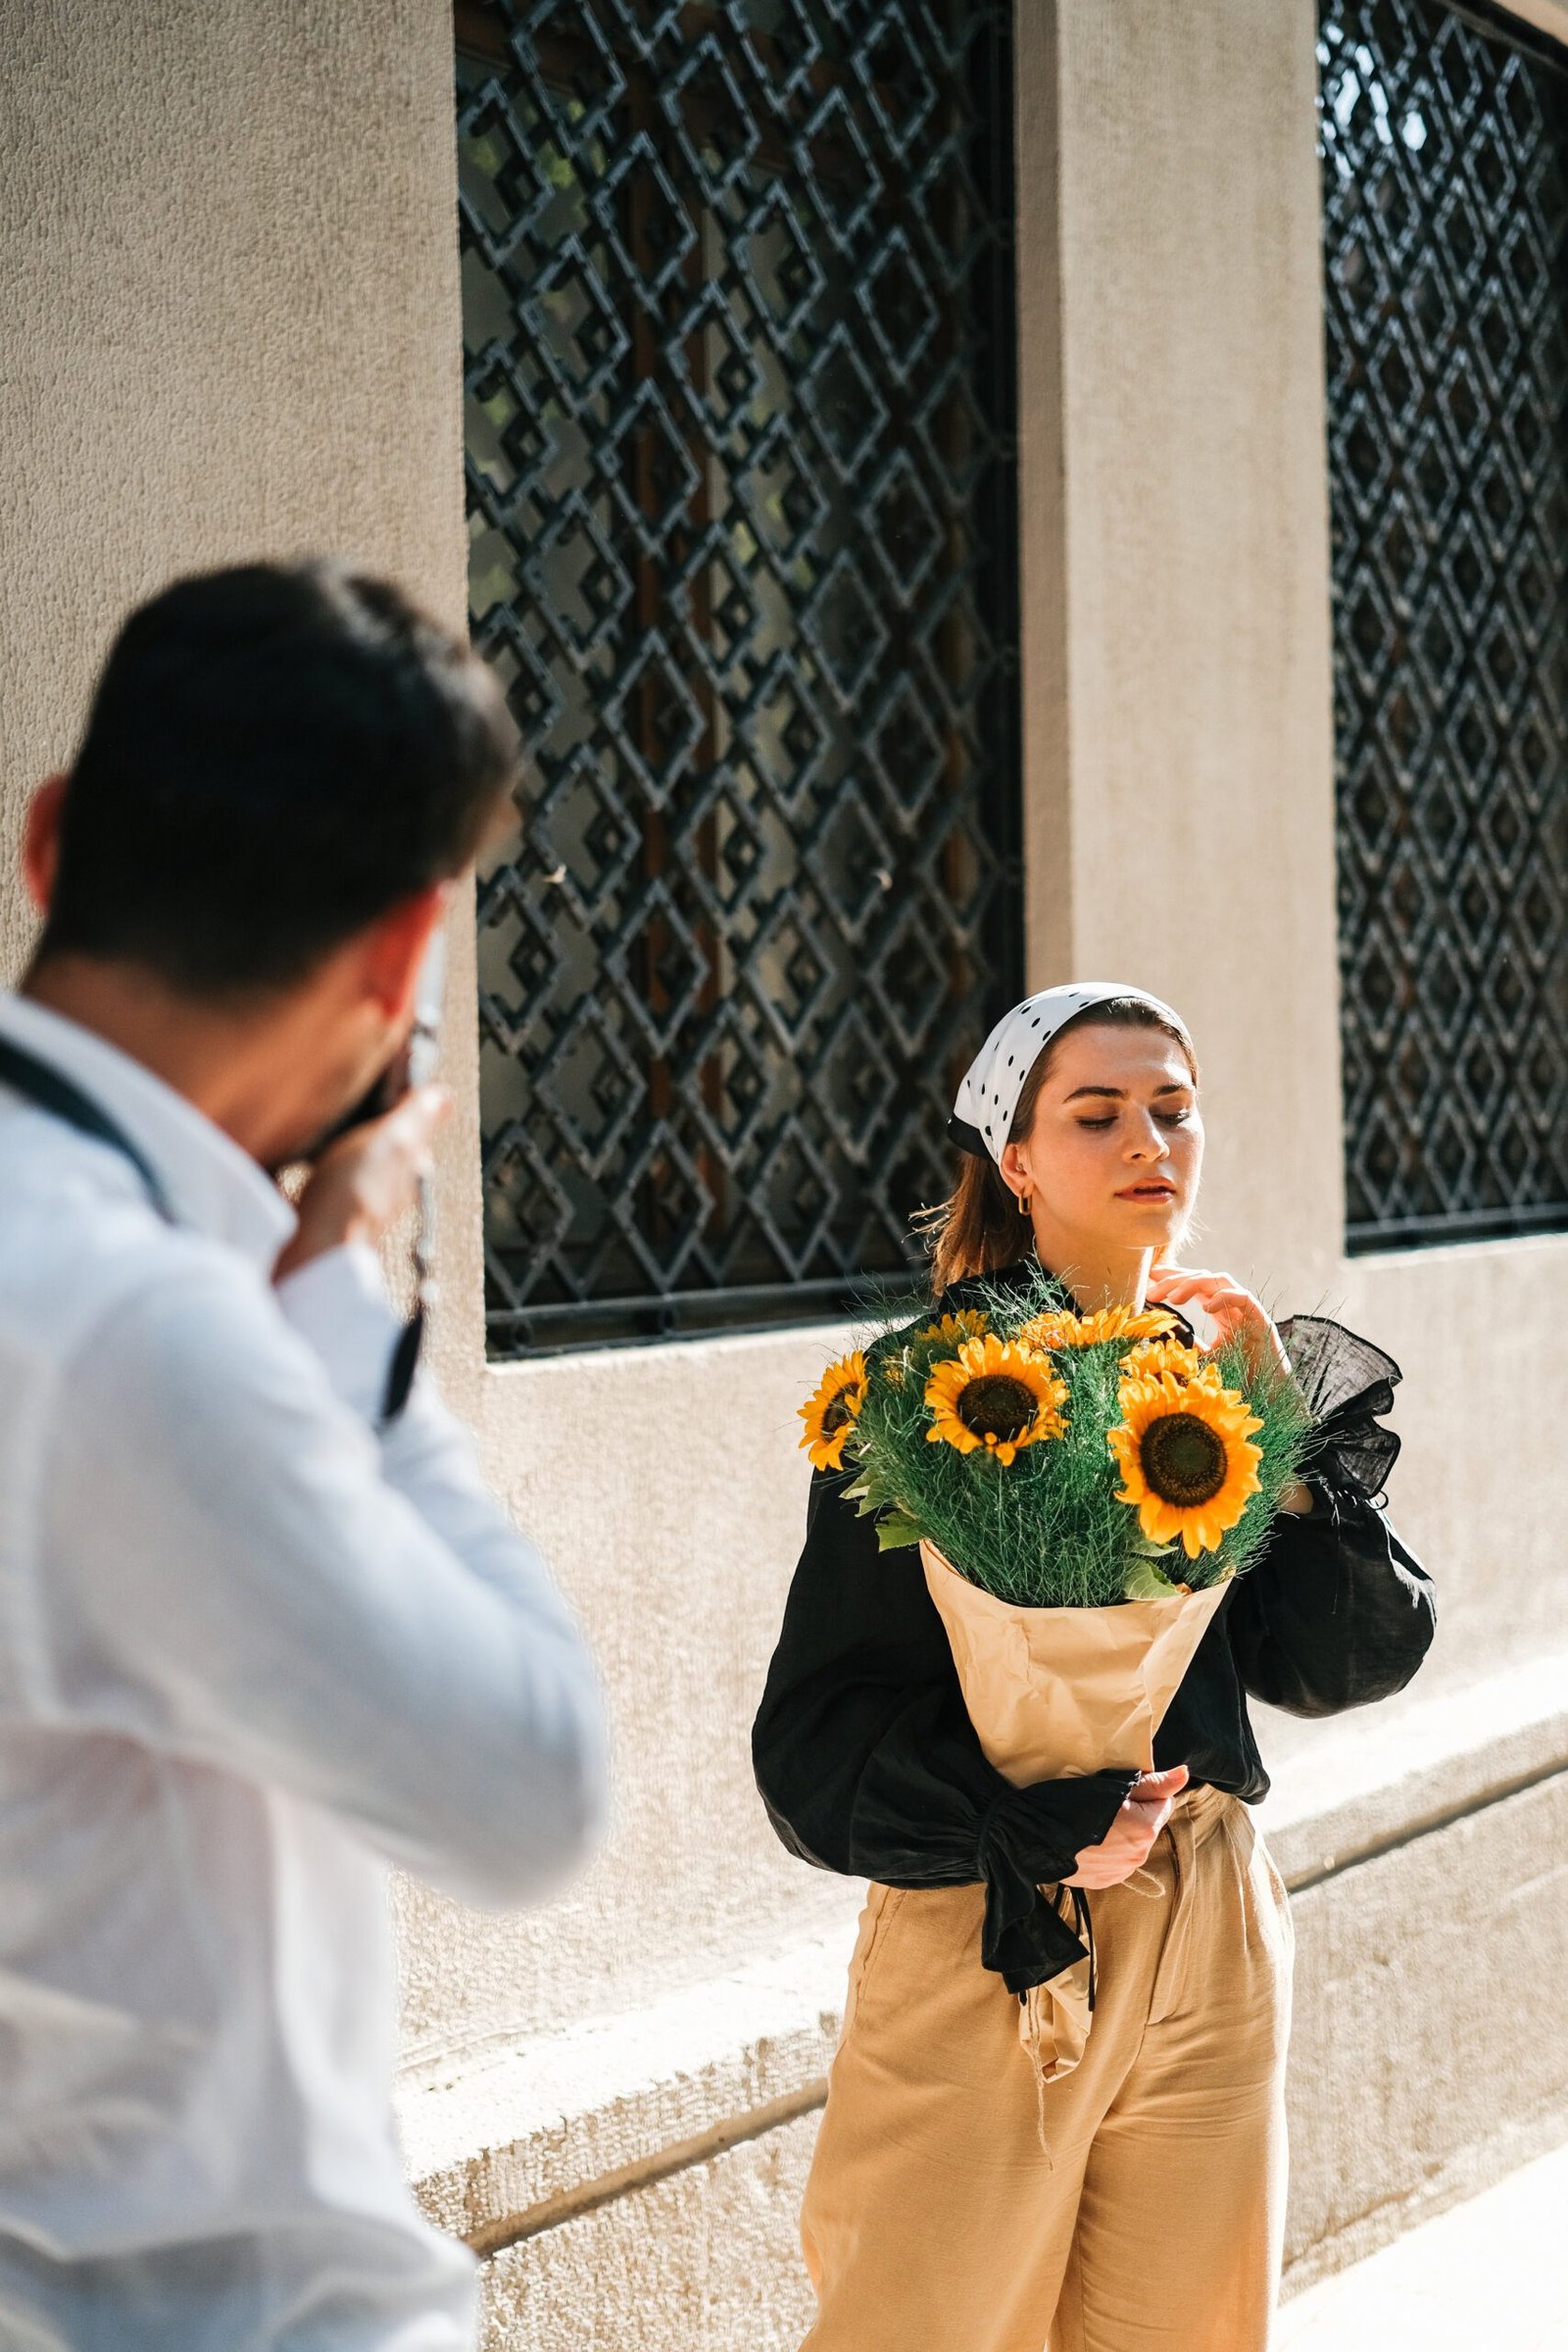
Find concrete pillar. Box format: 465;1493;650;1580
1015;0;1345;1309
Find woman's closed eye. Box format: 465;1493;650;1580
1076;1110;1192;1131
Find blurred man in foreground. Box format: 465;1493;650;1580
0;563;608;2351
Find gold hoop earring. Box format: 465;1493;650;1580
1017;1187;1031;1218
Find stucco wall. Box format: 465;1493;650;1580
11;0;1557;2061
0;0;853;2219
433;0;1568;2081
0;0;469;851
411;14;1568;2328
0;0;493;1362
1019;0;1344;1303
1014;0;1568;1747
4;0;1567;2336
396;1317;860;2061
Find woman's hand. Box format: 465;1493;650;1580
273;1086;451;1281
1147;1265;1292;1383
1065;1764;1189;1888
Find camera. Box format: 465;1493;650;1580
311;935;447;1154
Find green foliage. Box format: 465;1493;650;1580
840;1265;1314;1609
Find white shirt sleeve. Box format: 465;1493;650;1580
28;1245;609;1911
273;1244;563;1614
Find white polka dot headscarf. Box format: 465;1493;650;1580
949;983;1193;1167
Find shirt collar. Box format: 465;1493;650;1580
0;992;297;1271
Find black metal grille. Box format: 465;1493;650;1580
458;1;1020;1355
1320;0;1568;1250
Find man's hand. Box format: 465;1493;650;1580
274;1086;451;1282
1065;1764;1189;1888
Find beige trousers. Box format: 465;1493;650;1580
800;1787;1295;2352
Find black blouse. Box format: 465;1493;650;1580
752;1259;1437;1993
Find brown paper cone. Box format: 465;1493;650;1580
921;1540;1229;1784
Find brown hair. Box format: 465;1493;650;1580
918;998;1200;1292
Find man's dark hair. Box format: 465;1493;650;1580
36;561;519;994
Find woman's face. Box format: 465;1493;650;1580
1001;1021;1203;1264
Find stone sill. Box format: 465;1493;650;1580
400;1649;1568;2256
400;1928;851;2253
1257;1648;1568;1890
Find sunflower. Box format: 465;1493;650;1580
1106;1365;1264;1559
799;1350;869;1471
1016;1302;1180;1353
1119;1335;1203;1381
914;1308;990;1348
924;1334;1067;1467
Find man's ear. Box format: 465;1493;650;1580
360;884;451;1024
22;774;70;914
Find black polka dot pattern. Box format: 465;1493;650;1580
951;983;1186;1166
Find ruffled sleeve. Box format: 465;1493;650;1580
1280;1311;1402;1502
1226;1314;1436;1716
752;1467;1137;1991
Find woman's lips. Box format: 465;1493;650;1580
1116;1183;1176;1200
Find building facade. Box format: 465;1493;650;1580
4;1;1568;2342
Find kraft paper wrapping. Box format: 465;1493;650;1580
919;1541;1230;2101
919;1541;1229;1783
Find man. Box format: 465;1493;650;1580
0;563;608;2349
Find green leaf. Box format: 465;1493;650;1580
1123;1555;1180;1600
846;1470;902;1520
874;1512;923;1552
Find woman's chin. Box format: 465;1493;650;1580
1111;1200;1181;1244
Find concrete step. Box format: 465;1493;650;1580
1279;2141;1568;2349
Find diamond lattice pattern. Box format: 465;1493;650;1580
460;0;1021;1350
1321;0;1568;1247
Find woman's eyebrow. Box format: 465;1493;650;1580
1063;1082;1192;1102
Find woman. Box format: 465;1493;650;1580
753;982;1435;2352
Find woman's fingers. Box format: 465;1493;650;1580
1125;1795;1175;1845
1149;1270;1290;1372
1066;1768;1192;1886
1151;1275;1250;1328
1154;1276;1250;1316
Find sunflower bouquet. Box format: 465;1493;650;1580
799;1266;1315;1783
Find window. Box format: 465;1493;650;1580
1321;0;1568;1248
458;0;1021;1352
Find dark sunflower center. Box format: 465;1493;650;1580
1140;1412;1229;1506
821;1390;857;1438
957;1373;1040;1444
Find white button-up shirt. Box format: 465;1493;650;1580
0;992;608;2350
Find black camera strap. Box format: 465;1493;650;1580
0;1030;418;1425
381;1301;423;1426
0;1033;180;1226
